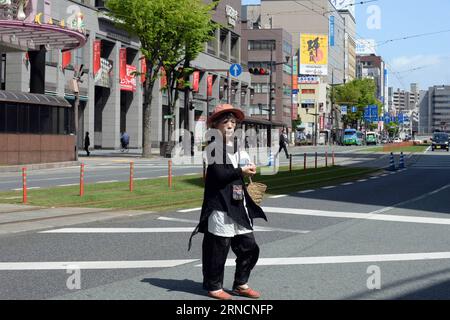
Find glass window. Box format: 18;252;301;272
40;106;52;134
29;106;40;134
18;104;29;133
0;103;5;133
6;104;17;133
248;40;275;51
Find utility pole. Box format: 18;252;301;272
268;46;273;148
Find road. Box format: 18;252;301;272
0;150;449;300
0;145;381;192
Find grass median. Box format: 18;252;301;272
0;165;380;212
359;145;429;153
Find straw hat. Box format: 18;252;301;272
208;104;245;128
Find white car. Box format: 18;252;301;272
393;138;403;143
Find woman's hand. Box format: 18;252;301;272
242;164;256;177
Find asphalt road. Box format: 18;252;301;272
0;151;449;300
0;145;380;191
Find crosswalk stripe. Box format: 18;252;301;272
0;260;198;271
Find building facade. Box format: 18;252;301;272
356;54;387;108
2;0;253;153
419;85;450;135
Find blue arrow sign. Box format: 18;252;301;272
351;106;358;113
230;64;242;77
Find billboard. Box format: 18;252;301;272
330;0;355;19
300;34;328;76
356;39;377;55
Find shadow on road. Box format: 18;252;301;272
141;278;207;298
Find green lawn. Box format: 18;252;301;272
0;165;380;212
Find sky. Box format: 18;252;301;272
241;0;450;91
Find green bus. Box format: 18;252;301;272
343;129;364;146
365;132;378;146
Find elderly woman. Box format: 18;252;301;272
189;104;267;300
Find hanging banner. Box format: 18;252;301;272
119;48;127;81
192;71;200;92
207;75;213;97
120;64;137;92
292;55;299;92
160;67;167;89
93;40;101;82
62;50;71;70
329;16;335;47
140;57;147;84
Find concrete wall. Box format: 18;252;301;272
0;134;76;165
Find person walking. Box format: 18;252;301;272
84;132;90;157
276;128;290;159
188;104;268;301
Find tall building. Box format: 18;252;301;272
390;84;420;114
1;0;253;154
257;0;357;142
241;5;293;130
356;54;387;109
419;85;450;135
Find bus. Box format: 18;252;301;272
365;131;379;146
343;129;364;146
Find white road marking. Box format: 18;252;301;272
183;173;198;176
341;182;354;186
177;207;202;213
298;190;315;194
321;186;336;190
40;228;197;233
269;195;288;199
0;259;198;271
96;180;118;184
205;252;450;267
12;187;40;191
262;206;450;226
156;217;310;234
357;179;367;182
58;184;78;187
134;178;148;180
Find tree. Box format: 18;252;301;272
105;0;217;157
159;0;218;151
333;78;380;129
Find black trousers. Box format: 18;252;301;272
202;231;260;292
278;144;289;158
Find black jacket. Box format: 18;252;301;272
188;143;267;250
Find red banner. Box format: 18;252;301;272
192;71;200;92
291;103;298;121
320;115;325;131
119;48;127;81
120;65;137;92
93;40;101;79
160;68;167;88
140;57;147;84
62;51;71;70
207;75;213;97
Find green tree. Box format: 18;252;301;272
159;0;218;147
333;78;380;129
105;0;216;157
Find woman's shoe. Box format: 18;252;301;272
233;286;261;299
208;290;233;300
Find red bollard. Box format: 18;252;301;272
325;152;328;168
315;152;318;169
304;153;307;171
130;162;134;192
168;160;172;188
289;154;293;172
80;163;85;197
332;151;335;166
203;160;206;181
22;167;27;204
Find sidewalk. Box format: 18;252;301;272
0;204;156;236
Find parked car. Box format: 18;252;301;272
393;138;403;143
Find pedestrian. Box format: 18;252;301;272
84;132;90;157
188;104;268;301
120;131;130;150
276;128;290;159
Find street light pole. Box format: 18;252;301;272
268;47;273;148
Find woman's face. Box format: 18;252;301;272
215;114;237;140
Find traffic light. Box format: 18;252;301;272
249;67;270;75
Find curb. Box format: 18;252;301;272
0;161;80;173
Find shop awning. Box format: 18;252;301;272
0;90;71;107
0;20;87;52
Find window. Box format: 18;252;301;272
40;106;52;134
0;103;5;132
6;104;17;133
29;106;40;134
18;105;29;133
248;40;275;51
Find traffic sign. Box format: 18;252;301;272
164;115;174;120
341;106;348;115
230;64;242;77
351;106;358;113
